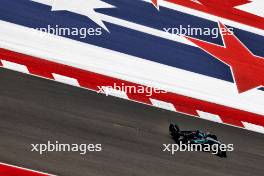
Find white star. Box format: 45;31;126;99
31;0;115;32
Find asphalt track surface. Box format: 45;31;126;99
0;69;263;176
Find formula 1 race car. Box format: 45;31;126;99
169;123;227;157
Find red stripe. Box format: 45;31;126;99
165;0;264;30
175;105;199;116
0;48;263;129
0;163;51;176
220;116;244;127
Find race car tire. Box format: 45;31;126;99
207;134;218;140
169;123;180;133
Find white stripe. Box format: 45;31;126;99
1;60;29;73
30;0;53;5
102;87;128;99
142;0;264;36
242;122;264;134
197;111;223;123
150;99;176;111
52;73;80;87
0;21;264;116
100;14;195;47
